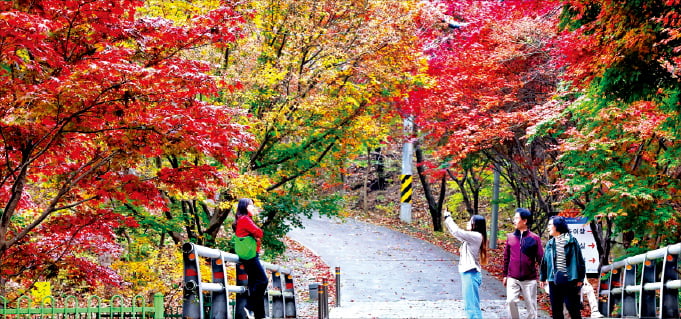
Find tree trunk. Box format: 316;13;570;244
204;192;236;246
432;175;447;231
372;147;387;190
414;140;445;232
0;155;31;258
447;169;476;216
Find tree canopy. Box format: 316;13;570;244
0;0;251;289
2;0;680;295
546;0;681;249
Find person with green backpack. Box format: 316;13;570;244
232;198;268;319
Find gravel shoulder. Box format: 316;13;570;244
275;237;335;319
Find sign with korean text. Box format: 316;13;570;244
565;217;599;274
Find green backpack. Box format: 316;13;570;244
234;235;257;260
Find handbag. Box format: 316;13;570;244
554;270;569;285
234;235;257;260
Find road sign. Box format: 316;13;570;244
565;217;600;274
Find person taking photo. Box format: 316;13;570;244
444;211;488;319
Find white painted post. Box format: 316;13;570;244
400;116;413;223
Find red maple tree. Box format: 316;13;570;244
0;0;251;289
404;0;561;162
398;0;563;227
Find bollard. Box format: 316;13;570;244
335;267;341;307
317;279;326;319
322;278;329;318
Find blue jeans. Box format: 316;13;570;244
461;269;482;319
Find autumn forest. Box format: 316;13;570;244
1;0;680;298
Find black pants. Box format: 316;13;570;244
549;281;582;319
241;255;269;319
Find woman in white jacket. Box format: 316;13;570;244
444;211;488;319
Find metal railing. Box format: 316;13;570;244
0;293;171;319
181;243;296;319
598;242;680;318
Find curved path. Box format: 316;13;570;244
287;214;546;318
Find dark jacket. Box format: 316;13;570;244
539;233;586;283
503;229;543;281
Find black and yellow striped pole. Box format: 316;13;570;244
400;117;413;223
400;174;412;205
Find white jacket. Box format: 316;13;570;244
445;217;483;273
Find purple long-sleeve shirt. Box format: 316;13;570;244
503;229;543;281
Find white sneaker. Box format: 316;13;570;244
591;310;604;318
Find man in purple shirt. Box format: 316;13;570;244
503;208;544;319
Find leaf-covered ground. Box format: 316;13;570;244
277;237;337;318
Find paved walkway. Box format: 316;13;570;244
287;214;549;318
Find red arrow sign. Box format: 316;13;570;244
588;258;596;263
588;243;596;249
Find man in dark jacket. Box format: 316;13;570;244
503;208;544;319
